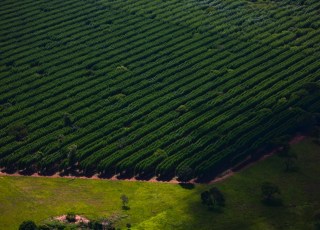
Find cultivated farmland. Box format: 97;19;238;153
0;0;319;180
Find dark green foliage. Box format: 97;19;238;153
121;194;129;210
66;212;76;222
153;149;167;158
201;191;212;205
88;220;103;230
19;221;37;230
7;123;28;141
278;148;298;172
175;105;188;114
261;182;282;206
88;219;116;230
0;0;320;181
201;187;225;209
63;113;73;127
67;144;78;167
303;82;320;94
37;221;65;230
176;166;193;182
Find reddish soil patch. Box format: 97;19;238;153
55;215;89;224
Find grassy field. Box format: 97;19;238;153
0;138;319;230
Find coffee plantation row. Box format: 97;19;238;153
0;0;319;181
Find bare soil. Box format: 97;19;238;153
54;214;90;224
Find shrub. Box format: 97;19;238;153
153;149;168;158
63;113;73;127
66;212;76;222
175;105;188;114
176;166;193;182
19;220;37;230
261;182;282;206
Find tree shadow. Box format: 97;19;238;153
179;183;195;190
156;173;175;182
18;168;36;176
207;206;225;214
134;172;155;181
261;198;283;207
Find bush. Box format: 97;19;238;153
63;113;73;127
201;187;225;209
121;194;129;210
88;220;103;230
261;182;282;206
175;105;188;114
66;212;76;222
19;220;37;230
176;166;193;182
153;149;168;158
38;220;66;230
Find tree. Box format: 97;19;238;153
278;148;298;171
176;166;193;182
63;113;73;127
88;220;103;230
210;187;225;207
153;149;168;158
283;151;298;172
201;190;212;206
261;182;281;205
19;220;37;230
67;144;78;167
201;187;225;209
121;194;129;210
175;105;188;114
66;212;76;222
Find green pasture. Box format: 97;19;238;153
0;138;319;229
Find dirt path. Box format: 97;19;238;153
0;135;306;185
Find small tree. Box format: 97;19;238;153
67;144;78;167
121;194;129;210
66;212;76;222
88;220;103;230
261;182;281;205
278;147;298;172
63;113;73;127
201;190;213;206
201;187;225;209
153;149;168;158
19;220;37;230
283;151;298;172
210;187;225;207
175;105;188;114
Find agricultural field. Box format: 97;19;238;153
1;138;320;229
0;0;320;180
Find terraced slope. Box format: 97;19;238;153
0;0;319;180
